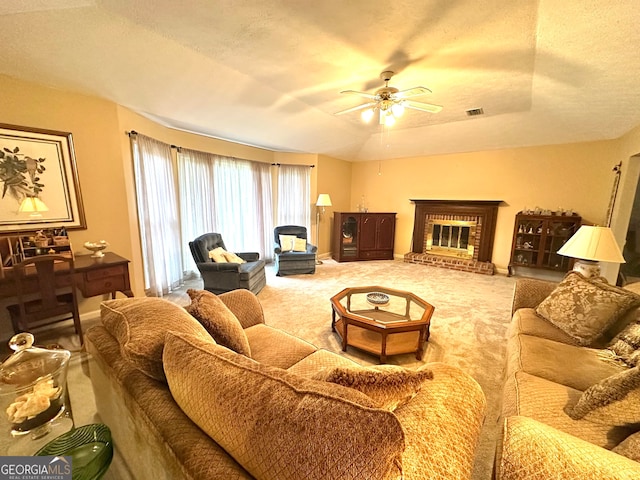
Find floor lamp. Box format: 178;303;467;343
315;194;332;265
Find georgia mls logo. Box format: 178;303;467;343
0;455;72;480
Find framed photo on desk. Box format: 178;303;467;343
0;124;86;233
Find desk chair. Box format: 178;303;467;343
7;255;83;344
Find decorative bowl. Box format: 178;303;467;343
36;423;113;480
366;292;390;307
84;241;109;258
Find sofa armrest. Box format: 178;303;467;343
511;278;557;314
218;289;265;329
497;416;640;480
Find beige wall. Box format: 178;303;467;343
0;75;130;326
350;140;635;273
316;155;352;256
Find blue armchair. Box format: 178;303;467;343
273;225;317;276
189;233;266;295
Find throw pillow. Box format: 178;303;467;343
535;271;640;346
613;430;640;462
566;366;640;426
607;320;640;367
208;246;228;263
163;332;405;480
100;297;212;381
278;234;296;252
292;237;307;252
313;365;434;411
185;289;251;357
222;251;246;264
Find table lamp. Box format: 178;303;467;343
557;225;625;277
315;194;332;265
18;196;48;218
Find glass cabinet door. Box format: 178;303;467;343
341;216;358;258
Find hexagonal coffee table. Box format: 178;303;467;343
330;286;434;363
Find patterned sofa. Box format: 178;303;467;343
85;289;487;480
496;274;640;479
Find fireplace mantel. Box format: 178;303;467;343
407;200;503;274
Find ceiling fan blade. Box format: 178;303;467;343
339;90;377;100
404;100;443;113
334;102;376;116
395;86;432;98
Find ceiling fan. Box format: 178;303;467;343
335;71;442;127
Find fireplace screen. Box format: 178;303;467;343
425;220;477;259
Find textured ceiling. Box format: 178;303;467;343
1;0;639;161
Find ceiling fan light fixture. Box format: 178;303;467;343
361;108;375;123
383;111;396;127
391;102;405;118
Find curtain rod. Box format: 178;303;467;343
127;132;313;166
272;163;315;168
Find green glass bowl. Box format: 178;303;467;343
35;423;113;480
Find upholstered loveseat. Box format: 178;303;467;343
85;289;487;480
496;273;640;479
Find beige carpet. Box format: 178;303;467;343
2;258;516;479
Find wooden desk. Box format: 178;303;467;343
0;252;133;299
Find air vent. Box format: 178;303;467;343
466;108;484;117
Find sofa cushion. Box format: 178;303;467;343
535;272;640;346
508;308;579;345
163;332;405;480
292;237;307;252
313;365;434;411
498;416;640;480
607;319;640;367
185;289;251;357
85;326;251;479
278;234;296;252
287;349;360;377
393;362;486;480
244;324;316;368
613;430;640;462
567;366;640;427
222;251;246;264
502;371;633;448
101;297;212;382
208;246;228;263
505;333;626;391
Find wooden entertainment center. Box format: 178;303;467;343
332;212;396;262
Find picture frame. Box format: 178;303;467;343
0;123;86;233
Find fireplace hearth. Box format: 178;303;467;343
405;200;502;275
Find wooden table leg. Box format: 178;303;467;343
380;332;388;363
342;321;348;352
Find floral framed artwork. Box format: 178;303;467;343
0;124;86;232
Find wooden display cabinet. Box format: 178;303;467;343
508;212;581;276
332;212;396;262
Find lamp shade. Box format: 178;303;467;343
316;194;332;207
18;196;49;213
557;225;625;263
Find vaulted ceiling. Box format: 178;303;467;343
1;0;639;161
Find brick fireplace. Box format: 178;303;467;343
404;200;502;275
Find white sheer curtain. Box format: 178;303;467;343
131;134;183;297
277;164;311;233
212;156;274;261
177;150;274;264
